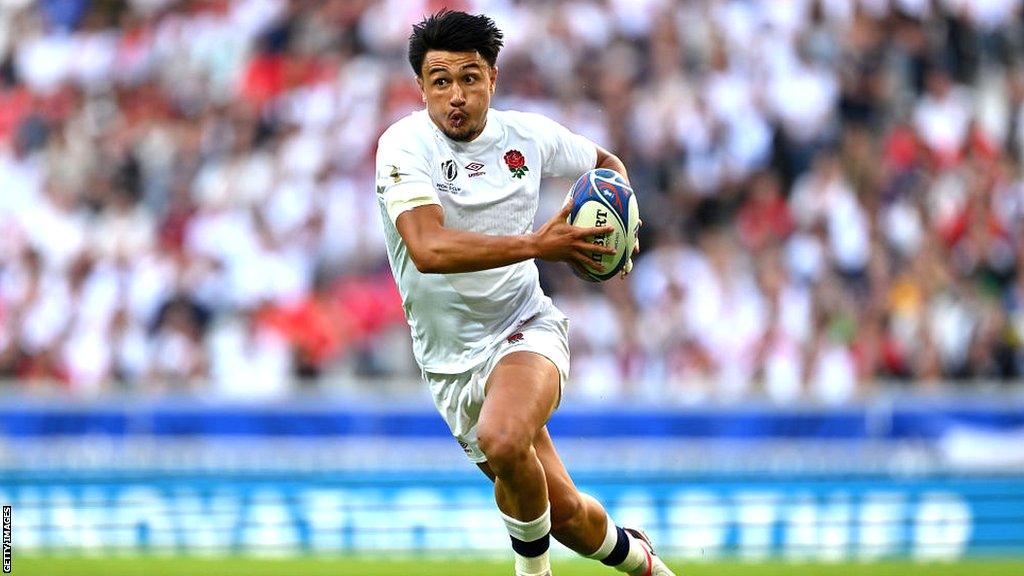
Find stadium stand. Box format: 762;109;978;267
0;1;1023;565
3;0;1024;403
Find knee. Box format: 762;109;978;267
477;424;532;472
549;492;586;536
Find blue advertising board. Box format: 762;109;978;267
2;404;1022;439
2;471;1021;559
2;400;1021;558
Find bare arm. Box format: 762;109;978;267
395;203;615;274
595;144;629;183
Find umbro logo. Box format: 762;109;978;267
507;332;524;344
465;161;486;177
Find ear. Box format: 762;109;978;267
489;65;498;95
416;75;426;102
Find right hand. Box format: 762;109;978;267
532;202;616;271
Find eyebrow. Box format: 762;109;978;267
428;63;483;75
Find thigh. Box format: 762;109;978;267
478;351;561;440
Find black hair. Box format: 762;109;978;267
408;10;504;76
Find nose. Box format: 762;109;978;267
450;84;465;107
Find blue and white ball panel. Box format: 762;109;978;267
566;168;639;282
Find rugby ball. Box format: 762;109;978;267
566;168;639;282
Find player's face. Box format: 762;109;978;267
418;50;496;142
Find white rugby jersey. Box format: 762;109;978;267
375;108;597;374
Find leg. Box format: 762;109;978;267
479;425;677;576
538;429;675;574
534;427;608;553
477;350;559;521
477;351;559;575
477;426;606;553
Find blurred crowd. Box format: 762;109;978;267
3;0;1024;404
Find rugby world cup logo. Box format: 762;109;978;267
441;159;458;182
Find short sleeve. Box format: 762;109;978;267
375;133;439;224
528;114;598;179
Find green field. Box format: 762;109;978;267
11;557;1024;576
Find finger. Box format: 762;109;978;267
577;225;615;237
619;258;633;279
577;241;616;255
558;202;573;219
632;239;640;256
574;252;605;272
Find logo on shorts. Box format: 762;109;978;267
457;439;472;454
507;332;524;344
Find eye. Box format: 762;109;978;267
463;74;478;84
433;78;449;87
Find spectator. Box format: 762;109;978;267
1;0;1023;403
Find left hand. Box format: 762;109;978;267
620;219;642;279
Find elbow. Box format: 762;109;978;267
413;258;443;274
599;152;622;168
409;247;445;274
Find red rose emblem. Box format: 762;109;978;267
504;150;525;169
503;150;529;178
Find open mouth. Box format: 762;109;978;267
449;112;467;128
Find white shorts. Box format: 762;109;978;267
424;304;570;463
